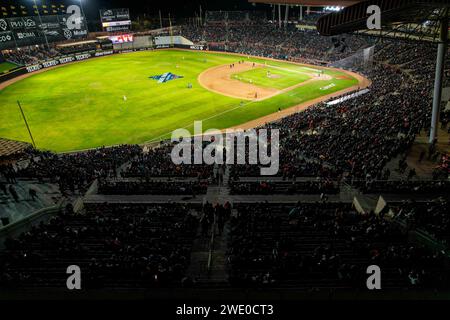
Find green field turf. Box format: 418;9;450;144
231;65;311;89
0;62;18;73
0;50;358;152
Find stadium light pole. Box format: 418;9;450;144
78;0;88;32
17;101;36;149
31;0;50;49
278;4;282;28
430;13;448;144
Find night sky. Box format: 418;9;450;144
79;0;264;19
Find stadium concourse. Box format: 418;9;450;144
0;10;449;299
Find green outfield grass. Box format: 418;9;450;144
0;61;18;73
231;65;311;89
0;50;358;152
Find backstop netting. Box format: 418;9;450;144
330;46;375;70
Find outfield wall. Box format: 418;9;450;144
113;35;152;50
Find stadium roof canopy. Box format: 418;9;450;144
316;0;450;36
249;0;361;6
57;40;98;48
0;138;31;160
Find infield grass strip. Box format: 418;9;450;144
231;66;311;89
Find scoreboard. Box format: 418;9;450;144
100;8;131;32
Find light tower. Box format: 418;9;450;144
31;0;50;49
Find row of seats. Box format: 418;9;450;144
227;203;450;289
0;203;200;289
229;180;339;195
98;180;208;195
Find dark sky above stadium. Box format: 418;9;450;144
81;0;260;19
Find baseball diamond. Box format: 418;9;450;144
0;49;366;152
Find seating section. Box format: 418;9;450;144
227;203;450;289
393;199;450;246
229;180;339;195
98;180;208;195
122;144;213;179
357;180;450;194
0;203;199;289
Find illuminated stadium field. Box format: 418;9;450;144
0;49;362;152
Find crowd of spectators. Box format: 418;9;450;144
98;179;208;196
227;202;449;289
181;23;373;63
16;145;141;194
0;203;200;289
2;45;60;65
357;180;450;194
122;143;213;179
394;198;450;246
229;180;339;195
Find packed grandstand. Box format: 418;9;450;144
0;1;449;301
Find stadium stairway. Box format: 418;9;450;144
186;165;231;285
208;223;230;285
186;229;212;284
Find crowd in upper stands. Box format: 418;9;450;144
2;45;60;66
15;145;141;194
181;22;372;63
229;180;339;195
122;144;213;179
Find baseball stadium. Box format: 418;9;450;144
0;0;450;312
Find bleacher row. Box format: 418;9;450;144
229;180;339;195
98;180;209;195
2;200;449;290
227;203;450;289
1;203;199;289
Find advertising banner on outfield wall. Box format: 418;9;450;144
24;50;114;73
0;14;88;50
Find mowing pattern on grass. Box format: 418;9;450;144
0;50;359;152
232;65;312;89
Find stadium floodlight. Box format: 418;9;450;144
30;0;50;49
324;6;343;12
78;0;88;32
